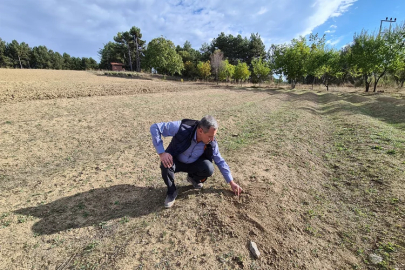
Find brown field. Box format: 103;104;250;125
0;69;404;269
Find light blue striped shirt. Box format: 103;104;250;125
150;121;233;183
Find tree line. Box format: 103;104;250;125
0;38;98;70
270;24;405;92
100;23;405;92
2;22;405;92
98;27;268;84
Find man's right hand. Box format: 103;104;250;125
159;152;173;168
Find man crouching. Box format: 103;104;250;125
150;115;243;208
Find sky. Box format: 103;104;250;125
0;0;404;62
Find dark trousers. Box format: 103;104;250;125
160;157;214;195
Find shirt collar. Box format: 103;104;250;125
193;131;197;142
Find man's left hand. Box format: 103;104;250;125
229;181;243;196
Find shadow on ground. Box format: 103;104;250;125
14;184;226;235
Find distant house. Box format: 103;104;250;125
110;62;124;71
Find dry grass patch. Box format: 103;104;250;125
0;70;404;269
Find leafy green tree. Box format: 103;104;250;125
247;33;266;65
318;49;343;91
111;26;145;72
386;23;405;88
210;32;250;65
144;37;184;75
49;51;63;69
62;53;72;70
81;57;94;70
0;38;12;67
70;57;83;70
7;40;30;68
251;57;270;84
199;42;212;62
98;42;123;70
177;41;201;64
349;30;401;92
306;34;326;88
114;31;134;71
233;61;251;85
30;45;51;69
232;34;250;64
197;60;211;80
338;45;354;85
392;57;405;87
183;61;198;78
178;50;192;63
269;37;310;89
218;60;235;82
129;26;145;72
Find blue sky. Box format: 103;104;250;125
0;0;403;62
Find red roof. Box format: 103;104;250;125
110;62;124;66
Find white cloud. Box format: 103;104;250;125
297;0;358;37
325;30;336;34
0;0;358;60
330;25;338;28
326;36;343;46
331;0;357;17
257;7;268;15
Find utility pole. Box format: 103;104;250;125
379;17;396;36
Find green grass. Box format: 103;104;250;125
319;93;405;269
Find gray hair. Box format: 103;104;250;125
199;115;218;132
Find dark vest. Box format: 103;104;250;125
165;119;215;161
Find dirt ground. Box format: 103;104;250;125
0;69;404;269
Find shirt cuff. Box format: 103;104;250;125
224;175;233;184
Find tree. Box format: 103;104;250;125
218;60;235;82
178;41;201;64
197;60;211;81
210;49;224;83
349;30;397;92
210;32;250;65
231;34;250;64
114;31;134;71
199;42;212;62
98;42;123;70
70;57;83;70
50;50;63;69
183;61;198;78
144;37;184;75
392;57;405;87
81;57;95;70
0;38;12;67
386;23;405;88
247;33;266;65
62;53;72;70
306;33;326;89
233;61;251;85
7;40;30;68
269;37;310;89
129;26;145;72
318;49;343;91
30;45;51;69
251;57;270;85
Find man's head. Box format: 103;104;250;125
197;115;218;144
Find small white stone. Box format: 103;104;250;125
249;241;260;258
369;253;383;264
